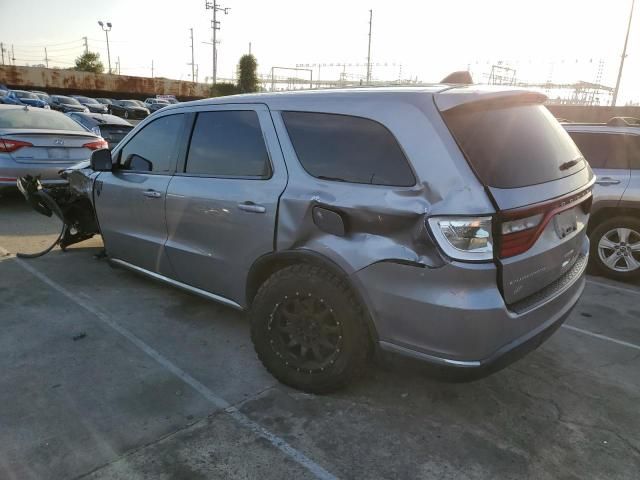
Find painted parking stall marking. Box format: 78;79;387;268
13;256;338;480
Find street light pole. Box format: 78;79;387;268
612;0;635;106
366;9;373;84
205;0;229;85
98;20;113;74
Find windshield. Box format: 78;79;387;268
442;103;586;189
56;96;82;106
75;96;100;104
15;91;38;99
0;108;87;131
120;100;138;107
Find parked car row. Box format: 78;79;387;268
0;85;179;120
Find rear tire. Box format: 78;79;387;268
250;264;371;393
590;216;640;281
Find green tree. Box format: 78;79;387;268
211;82;239;97
73;52;104;74
237;54;258;93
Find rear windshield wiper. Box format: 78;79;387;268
559;157;583;171
316;175;347;182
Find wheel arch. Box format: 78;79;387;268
589;205;640;234
246;249;380;344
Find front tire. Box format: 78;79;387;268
250;264;371;393
590;216;640;281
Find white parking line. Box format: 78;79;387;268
562;325;640;352
14;258;338;480
586;277;640;296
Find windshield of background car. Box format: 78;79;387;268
15;91;38;99
120;101;137;107
0;108;88;131
57;96;82;106
442;103;586;188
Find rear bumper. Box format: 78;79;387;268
0;159;74;190
353;237;588;373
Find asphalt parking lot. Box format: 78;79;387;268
1;192;639;480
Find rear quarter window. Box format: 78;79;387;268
281;111;415;187
442;103;585;188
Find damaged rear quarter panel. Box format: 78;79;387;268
269;95;495;275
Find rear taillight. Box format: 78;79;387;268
0;138;33;153
428;216;494;262
83;139;109;150
498;188;592;258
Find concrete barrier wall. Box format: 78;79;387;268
0;65;211;100
546;104;640;123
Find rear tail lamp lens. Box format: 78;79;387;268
501;213;543;235
428;216;493;261
83;139;109;150
0;138;33;153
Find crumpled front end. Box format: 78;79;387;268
17;162;100;256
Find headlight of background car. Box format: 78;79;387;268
43;104;50;109
428;216;494;262
83;107;90;113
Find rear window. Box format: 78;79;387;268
442;103;585;188
0;109;86;131
568;132;629;169
282;112;415;187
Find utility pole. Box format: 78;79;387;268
612;0;635;106
11;44;15;66
151;59;154;78
83;37;88;54
0;43;4;65
366;10;373;84
205;0;229;85
190;28;195;82
44;47;49;68
249;42;252;55
117;56;120;75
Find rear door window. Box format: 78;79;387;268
626;135;640;169
184;110;271;177
442;104;585;188
281;112;415;186
569;132;629;169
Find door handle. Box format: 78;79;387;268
143;190;162;198
238;202;266;213
595;177;621;186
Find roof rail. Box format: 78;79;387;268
607;116;640;127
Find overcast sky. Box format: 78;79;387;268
1;0;638;104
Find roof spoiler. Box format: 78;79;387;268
440;71;474;85
434;86;548;112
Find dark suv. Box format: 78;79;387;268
564;119;640;280
21;87;594;393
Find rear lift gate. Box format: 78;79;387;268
435;86;595;306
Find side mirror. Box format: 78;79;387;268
90;149;112;171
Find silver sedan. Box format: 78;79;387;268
0;105;107;193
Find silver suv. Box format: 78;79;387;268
21;86;594;392
564;119;640;280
